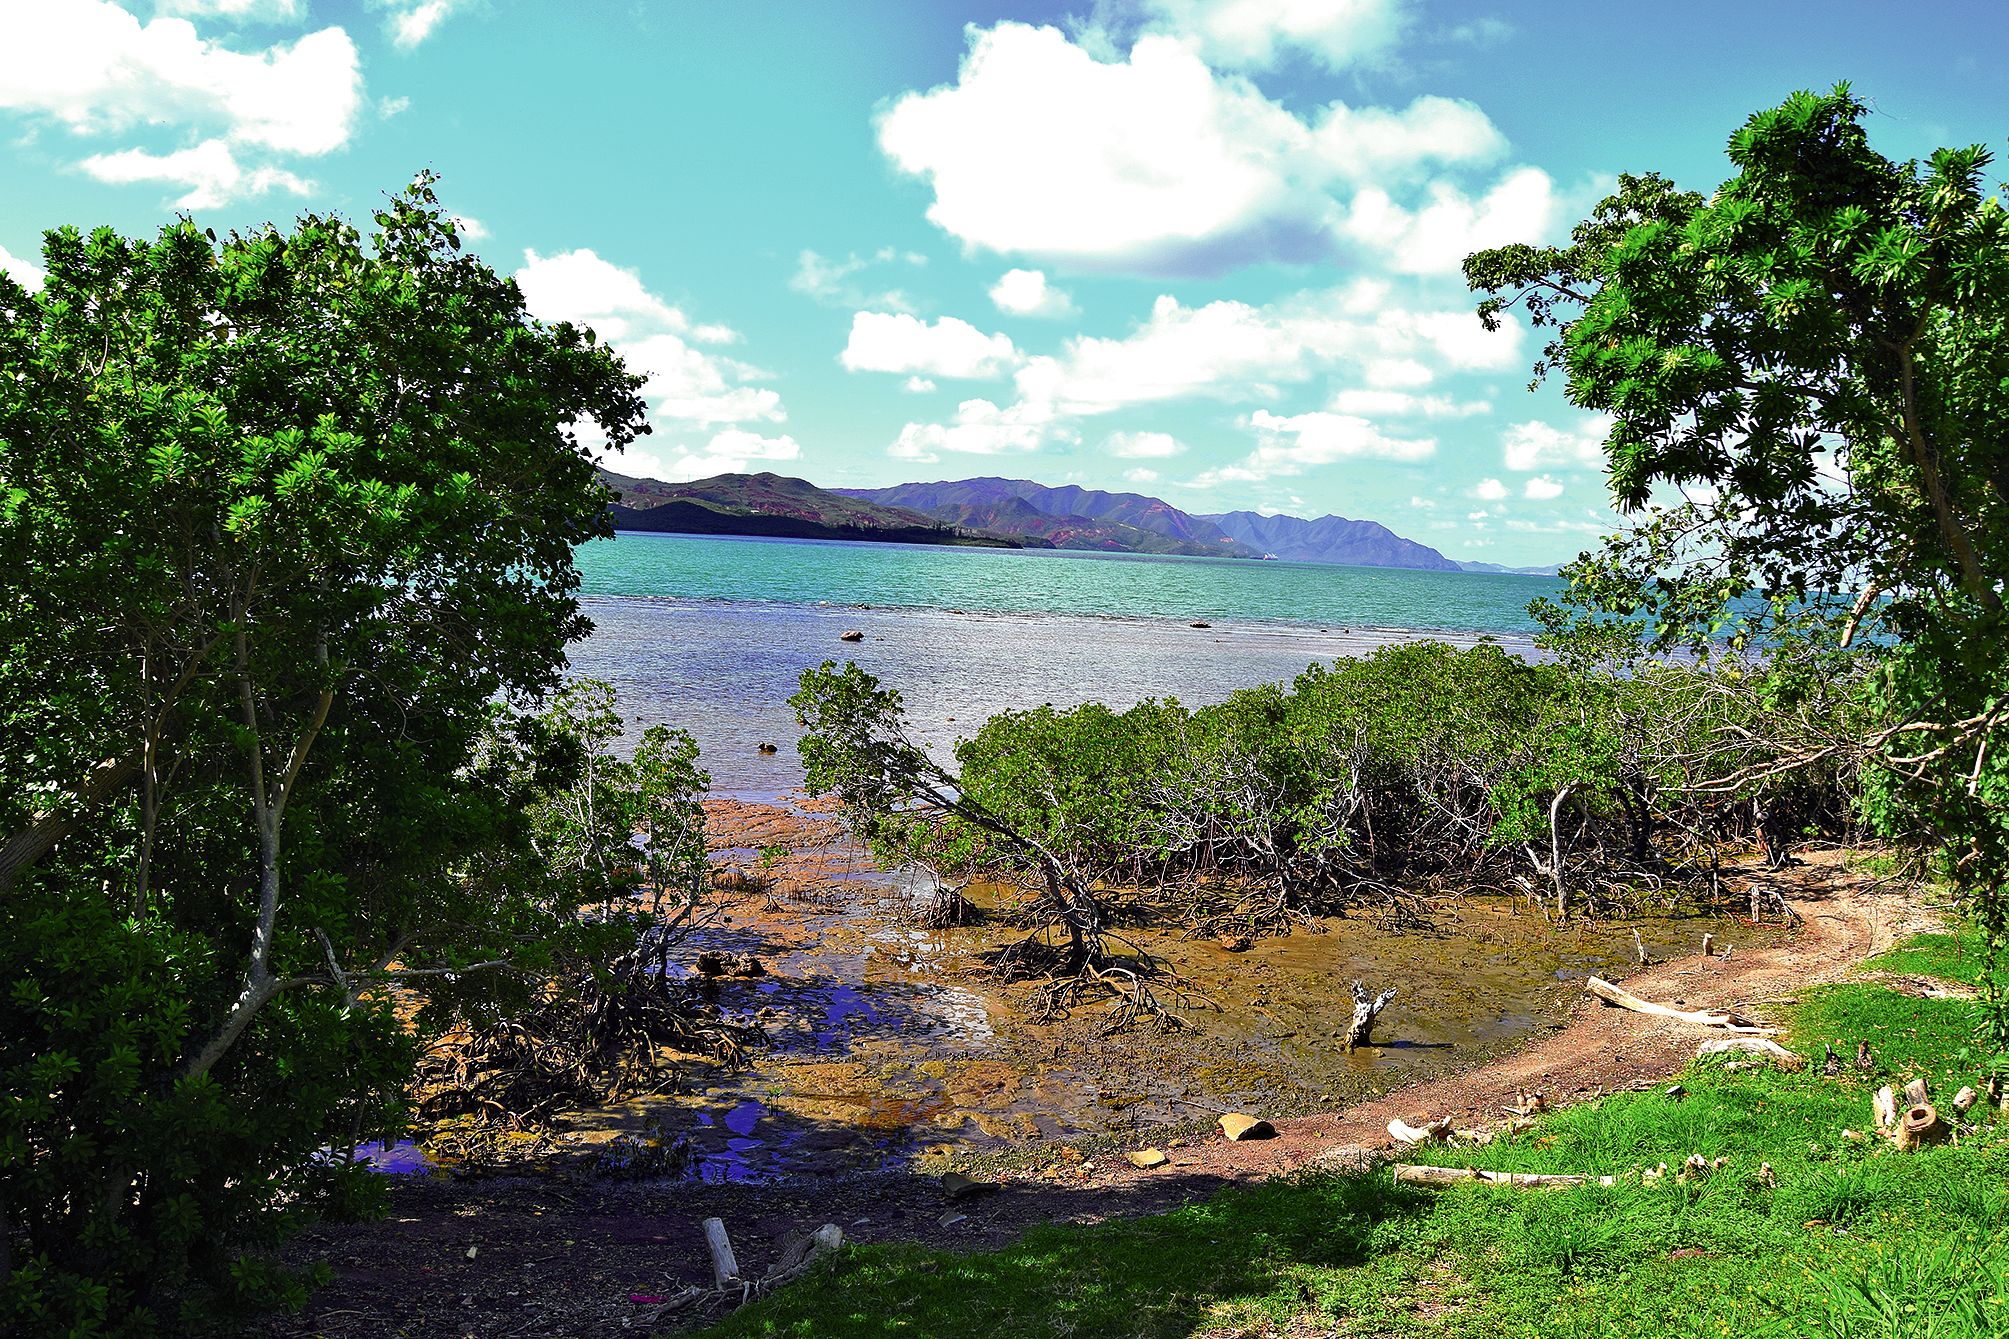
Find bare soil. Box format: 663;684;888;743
260;848;1922;1339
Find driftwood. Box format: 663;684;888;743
1584;977;1774;1034
1343;980;1398;1050
1387;1116;1452;1144
1872;1085;1900;1130
702;1216;741;1289
1394;1164;1616;1189
1696;1036;1805;1070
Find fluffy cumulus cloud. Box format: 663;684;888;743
1523;474;1564;500
0;0;362;205
1192;408;1432;485
876;21;1552;275
884;278;1519;465
989;267;1075;318
1125;0;1409;72
890;397;1065;463
516;248;786;444
1106;430;1184;458
841;312;1020;379
1472;477;1508;501
1502;416;1612;471
0;242;46;290
655;428;803;481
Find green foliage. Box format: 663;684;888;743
834;641;1854;923
1465;85;2009;1054
0;177;647;1332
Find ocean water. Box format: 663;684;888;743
568;532;1565;792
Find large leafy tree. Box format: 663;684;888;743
0;175;647;1330
1466;87;2008;1060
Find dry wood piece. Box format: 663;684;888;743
1903;1077;1931;1107
1701;932;1715;958
702;1217;741;1289
1633;928;1649;966
1895;1104;1949;1151
1954;1086;1980;1115
1394;1164;1617;1189
1584;977;1775;1033
1342;979;1398;1050
1388;1116;1452;1145
1871;1085;1900;1130
1696;1036;1806;1071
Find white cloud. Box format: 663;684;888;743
1329;388;1488;417
0;4;362;155
903;376;937;394
989;267;1075;318
79;139;310;209
1128;0;1409;72
0;241;45;291
155;0;303;20
516;248;785;431
374;0;474;50
0;2;360;206
1523;475;1564;500
1192;408;1432;485
1106;430;1184;458
841;312;1020;379
877;21;1549;275
450;213;489;240
790;248;922;312
1472;477;1508;500
1408;494;1436;509
636;428;803;482
1502;416;1611;471
891;397;1065;460
1124;467;1161;483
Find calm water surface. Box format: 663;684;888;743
568;532;1566;791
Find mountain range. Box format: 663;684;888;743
601;469;1560;572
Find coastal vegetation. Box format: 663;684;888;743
0;176;662;1331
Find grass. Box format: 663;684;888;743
699;930;2006;1339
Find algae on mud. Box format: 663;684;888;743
408;796;1785;1185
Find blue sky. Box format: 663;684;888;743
2;1;2005;563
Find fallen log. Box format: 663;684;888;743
1584;977;1775;1033
1954;1086;1979;1116
1394;1164;1616;1189
1696;1037;1805;1070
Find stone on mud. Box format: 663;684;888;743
1218;1113;1275;1141
1126;1148;1169;1169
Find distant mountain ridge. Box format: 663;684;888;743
834;477;1256;558
599;467;1546;571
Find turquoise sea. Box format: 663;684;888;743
568;532;1567;792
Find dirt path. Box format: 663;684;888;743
267;851;1923;1339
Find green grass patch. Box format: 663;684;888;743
1864;925;1991;986
701;961;2007;1339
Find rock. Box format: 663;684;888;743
1126;1148;1168;1169
840;630;865;642
939;1171;993;1199
1218;1113;1274;1142
1189;620;1211;628
729;953;766;977
1215;933;1252;952
756;742;778;754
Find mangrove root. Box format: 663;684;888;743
1584;976;1774;1033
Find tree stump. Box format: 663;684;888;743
1895;1104;1949;1150
1343;979;1397;1050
